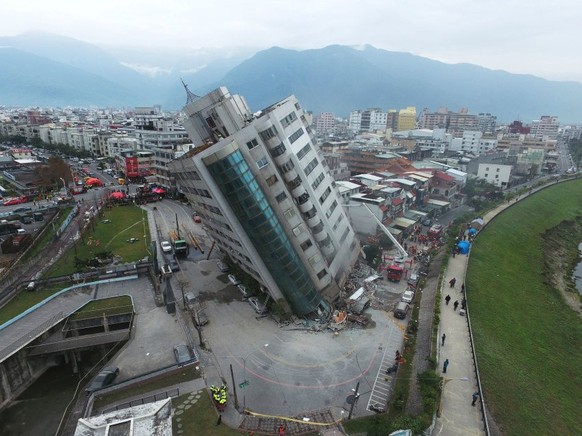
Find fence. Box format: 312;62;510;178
101;388;180;414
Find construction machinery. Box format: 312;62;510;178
170;213;189;258
362;204;408;263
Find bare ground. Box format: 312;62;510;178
541;218;582;317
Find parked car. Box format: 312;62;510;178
407;273;420;289
217;261;230;273
248;296;268;314
228;274;240;285
20;215;33;224
192;309;209;326
173;344;197;365
86;367;119;393
401;290;415;304
3;196;27;206
184;292;197;311
169;257;180;272
160;240;172;253
394;302;410;320
237;284;252;298
422;218;432;227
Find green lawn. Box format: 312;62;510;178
0;286;63;325
47;205;151;277
172;391;242;435
92;366;201;410
69;295;132;321
467;179;582;435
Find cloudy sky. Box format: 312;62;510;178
2;0;581;83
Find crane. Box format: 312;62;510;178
361;203;408;263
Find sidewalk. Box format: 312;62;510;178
434;194;534;435
434;253;483;435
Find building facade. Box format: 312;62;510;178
314;112;335;134
397;107;417;131
133;106;191;187
530;115;559;140
349;109;388;133
169;87;360;317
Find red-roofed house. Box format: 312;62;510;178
429;170;461;202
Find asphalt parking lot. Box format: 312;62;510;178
192;261;410;419
102;205;414;419
103;251;410;419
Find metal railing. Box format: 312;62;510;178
100;387;180;414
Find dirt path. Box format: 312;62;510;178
404;248;446;415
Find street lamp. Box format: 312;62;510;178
438;376;469;417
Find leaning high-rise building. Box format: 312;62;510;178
169;87;360;317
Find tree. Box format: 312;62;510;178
34;156;73;189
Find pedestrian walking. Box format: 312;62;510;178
453;300;459;311
461;298;466;310
445;294;451;305
216;414;222;426
472;391;480;406
449;277;456;288
442;358;449;373
441;333;446;346
461;283;465;293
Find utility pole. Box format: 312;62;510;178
348;381;360;420
230;364;239;410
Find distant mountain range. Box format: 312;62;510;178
1;32;582;123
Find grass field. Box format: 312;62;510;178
92;366;200;410
69;295;133;321
172;391;242;435
0;285;64;325
47;205;151;277
467;179;582;435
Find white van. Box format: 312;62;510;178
16;228;26;235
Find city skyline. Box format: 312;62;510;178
1;0;581;84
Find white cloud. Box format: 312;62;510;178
1;0;581;82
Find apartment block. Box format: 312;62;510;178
169;87;360;317
133;106;191;187
349;109;388;133
314;112;335;134
530;115;559;140
418;107;449;130
449;131;497;155
397;107;417;131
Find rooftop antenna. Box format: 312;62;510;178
181;78;200;105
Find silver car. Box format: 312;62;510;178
228;274;240;285
160;240;172;253
173;344;197;365
248;296;267;314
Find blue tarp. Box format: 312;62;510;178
457;240;471;254
468;227;477;235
